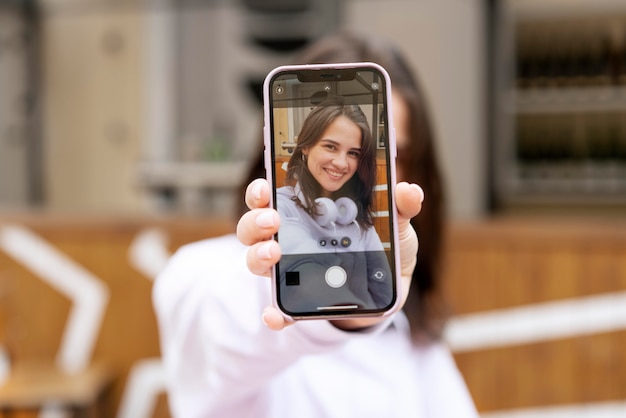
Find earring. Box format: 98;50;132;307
301;154;307;162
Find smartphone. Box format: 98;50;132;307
263;62;400;320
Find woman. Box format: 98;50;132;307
276;100;393;312
153;32;478;417
282;101;376;231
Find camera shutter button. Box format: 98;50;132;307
325;266;347;288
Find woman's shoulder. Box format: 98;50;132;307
154;233;257;304
167;234;246;273
178;233;242;253
276;186;300;217
276;185;295;199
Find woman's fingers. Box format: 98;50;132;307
394;182;423;304
262;306;292;331
246;239;281;277
245;178;271;210
395;182;424;221
237;179;281;276
237;208;280;246
239;179;287;327
237;177;279;246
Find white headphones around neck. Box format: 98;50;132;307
294;184;358;227
313;197;358;227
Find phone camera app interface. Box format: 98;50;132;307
271;68;396;316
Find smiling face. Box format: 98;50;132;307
302;115;362;197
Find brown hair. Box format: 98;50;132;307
238;31;447;340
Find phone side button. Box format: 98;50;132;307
263;126;270;177
325;266;347;288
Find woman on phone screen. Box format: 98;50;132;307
276;99;393;312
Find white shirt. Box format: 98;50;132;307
153;234;478;418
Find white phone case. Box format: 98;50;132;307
263;62;400;321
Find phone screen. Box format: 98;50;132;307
264;63;398;319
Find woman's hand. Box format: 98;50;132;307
331;181;422;330
236;178;423;331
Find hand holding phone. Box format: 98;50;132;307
239;179;422;330
263;62;401;321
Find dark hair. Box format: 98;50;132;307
286;101;376;229
238;31;446;340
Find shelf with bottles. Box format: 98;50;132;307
511;17;626;109
514;17;626;89
508;110;626;197
500;15;626;202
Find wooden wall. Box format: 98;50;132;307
442;217;626;415
0;213;235;417
1;214;625;417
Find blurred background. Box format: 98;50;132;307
0;0;625;417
